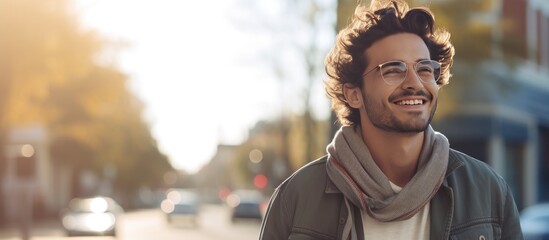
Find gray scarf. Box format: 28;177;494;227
326;125;449;235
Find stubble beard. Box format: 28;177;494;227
363;94;437;133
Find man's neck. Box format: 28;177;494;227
361;124;425;187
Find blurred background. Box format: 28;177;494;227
0;0;548;239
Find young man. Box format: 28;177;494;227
259;0;523;239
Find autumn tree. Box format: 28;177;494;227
0;0;172;204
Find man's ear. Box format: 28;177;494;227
343;83;363;108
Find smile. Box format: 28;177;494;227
395;99;424;105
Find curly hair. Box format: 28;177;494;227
324;0;455;126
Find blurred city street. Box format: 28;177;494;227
0;204;261;240
1;0;549;239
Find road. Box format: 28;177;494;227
118;204;261;240
0;204;261;240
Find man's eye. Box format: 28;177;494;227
417;67;434;73
383;67;405;74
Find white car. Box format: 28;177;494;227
520;203;549;240
60;196;124;236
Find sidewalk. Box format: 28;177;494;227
0;219;64;240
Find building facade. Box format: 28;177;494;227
434;0;549;210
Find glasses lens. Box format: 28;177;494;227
415;60;441;83
380;61;407;85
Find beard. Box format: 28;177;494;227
363;89;437;133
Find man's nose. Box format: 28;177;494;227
400;68;424;90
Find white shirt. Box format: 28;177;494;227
362;182;430;240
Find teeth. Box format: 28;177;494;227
397;99;423;105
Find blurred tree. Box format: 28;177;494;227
0;0;172;204
232;0;335;174
428;0;497;62
0;0;98;125
287;114;330;169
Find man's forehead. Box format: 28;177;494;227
364;33;430;64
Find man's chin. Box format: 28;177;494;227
375;120;430;133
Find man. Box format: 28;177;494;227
259;0;523;239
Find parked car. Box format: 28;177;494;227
60;196;124;237
521;203;549;240
160;188;200;225
226;189;266;222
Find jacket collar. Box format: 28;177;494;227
444;149;465;178
325;176;341;194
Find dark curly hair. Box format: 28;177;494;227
324;0;455;126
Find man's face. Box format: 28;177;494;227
359;33;439;133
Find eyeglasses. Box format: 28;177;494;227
362;60;442;85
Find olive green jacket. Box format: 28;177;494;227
259;149;523;240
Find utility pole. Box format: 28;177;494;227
15;144;36;240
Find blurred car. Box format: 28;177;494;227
521;203;549;240
226;189;266;222
60;196;124;237
160;188;200;225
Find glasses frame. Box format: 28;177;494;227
362;59;442;85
